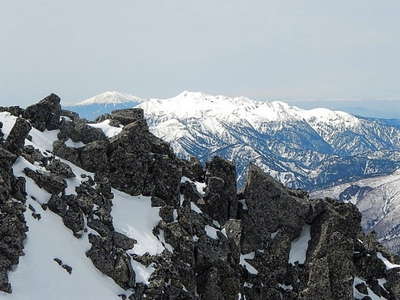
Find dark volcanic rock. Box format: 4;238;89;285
24;93;61;131
23;168;67;195
96;108;144;126
107;117;181;204
204;156;238;224
61;109;81;122
46;158;76;179
80;141;110;173
47;194;68;215
53;140;81;166
86;233;135;289
63;207;85;236
182;156;205;183
113;232;137;250
0;147;28;294
0;122;4;142
58;118;106;144
241;164;309;252
5;118;32;153
0;106;25;117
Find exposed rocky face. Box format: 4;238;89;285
0;148;28;293
0;94;399;299
23;93;62;131
312;173;400;255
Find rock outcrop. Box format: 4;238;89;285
5;118;31;154
24;93;62;131
0;147;28;293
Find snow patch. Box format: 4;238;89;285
190;202;202;214
181;176;206;196
353;277;386;300
13;157;52;204
5;162;126;300
0;112;17;139
88;120;123;138
240;252;258;275
111;190;164;256
65;139;85;149
288;224;311;265
377;252;400;270
205;225;219;240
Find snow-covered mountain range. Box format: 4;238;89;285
67;91;400;190
312;170;400;254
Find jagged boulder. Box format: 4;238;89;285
21;145;47;165
0;106;25;117
0;122;4;142
241;164;310;253
96;108;144;126
45;158;76;179
203;157;238;224
107;117;180;202
24;94;61;131
61;109;81;122
58;118;106;144
86;233;135;289
181;157;205;183
80;140;110;173
5;118;31;153
113;232;137;250
0;147;28;294
23;168;66;195
302;199;362;299
53;140;81;166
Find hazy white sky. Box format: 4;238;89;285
1;0;399;115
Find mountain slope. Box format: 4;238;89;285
312;170;400;255
1;94;399;299
135;91;400;190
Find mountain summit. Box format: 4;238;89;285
65;91;145;120
74;91;144;106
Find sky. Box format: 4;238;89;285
1;0;400;118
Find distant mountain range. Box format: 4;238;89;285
66;91;400;191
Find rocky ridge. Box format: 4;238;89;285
0;95;399;299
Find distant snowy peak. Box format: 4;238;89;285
75;91;145;106
139;91;359;127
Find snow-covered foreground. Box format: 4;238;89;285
0;114;167;299
3;197;126;300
